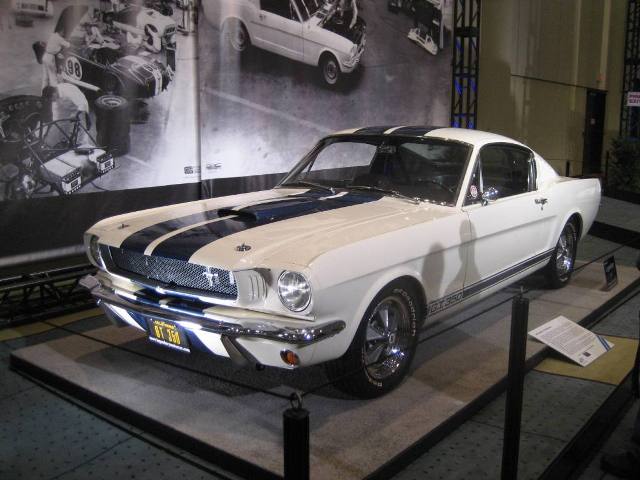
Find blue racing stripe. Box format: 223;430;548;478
118;193;308;253
391;126;440;136
354;126;396;135
120;210;221;253
151;191;383;261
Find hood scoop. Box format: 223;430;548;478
217;197;324;223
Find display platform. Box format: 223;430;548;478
9;262;640;480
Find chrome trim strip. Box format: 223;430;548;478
82;275;345;346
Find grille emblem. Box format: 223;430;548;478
202;267;219;287
236;243;251;252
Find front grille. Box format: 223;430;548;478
104;246;237;299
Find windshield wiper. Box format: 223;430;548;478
279;181;335;195
345;185;422;204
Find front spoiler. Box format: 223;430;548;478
80;274;346;347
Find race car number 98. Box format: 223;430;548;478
65;57;82;80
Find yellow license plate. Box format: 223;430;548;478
147;318;190;353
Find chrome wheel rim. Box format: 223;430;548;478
556;225;575;276
364;294;411;381
324;60;338;84
229;23;247;51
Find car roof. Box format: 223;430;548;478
332;126;527;149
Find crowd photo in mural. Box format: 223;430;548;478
0;0;199;201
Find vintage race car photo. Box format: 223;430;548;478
204;0;367;85
81;127;601;398
42;5;173;99
1;113;114;200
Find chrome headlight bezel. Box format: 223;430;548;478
277;270;312;312
84;233;103;269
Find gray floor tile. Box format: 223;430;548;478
55;436;226;480
593;294;640;339
473;372;614;442
578;402;640;480
577;236;640;268
0;387;131;480
392;419;566;480
598;198;640;233
0;363;35;401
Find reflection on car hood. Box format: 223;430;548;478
93;189;455;270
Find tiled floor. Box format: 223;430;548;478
0;318;235;480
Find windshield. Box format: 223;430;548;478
294;0;322;21
279;135;472;206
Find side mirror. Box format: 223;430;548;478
481;187;499;206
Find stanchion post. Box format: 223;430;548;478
283;394;310;480
632;310;640;398
501;295;529;480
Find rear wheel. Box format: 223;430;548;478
224;19;249;52
545;220;578;288
325;280;419;398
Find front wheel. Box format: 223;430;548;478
545;220;578;288
324;281;419;398
320;53;341;87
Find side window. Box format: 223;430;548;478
260;0;298;20
478;145;534;200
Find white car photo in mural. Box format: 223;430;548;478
82;127;601;398
204;0;367;85
112;4;178;48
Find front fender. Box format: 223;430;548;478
309;264;426;364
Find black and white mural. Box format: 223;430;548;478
0;0;453;260
0;0;199;201
199;0;453;180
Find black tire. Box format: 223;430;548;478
224;19;250;52
320;53;341;87
95;95;130;156
545;220;578;289
324;280;420;398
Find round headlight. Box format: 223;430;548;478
86;234;103;268
278;271;311;312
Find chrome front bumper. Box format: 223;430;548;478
80;274;346;347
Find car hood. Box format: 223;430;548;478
92;188;455;271
320;14;366;44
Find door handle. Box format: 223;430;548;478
259;13;266;20
535;198;548;205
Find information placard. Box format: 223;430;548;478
529;316;613;366
627;92;640;107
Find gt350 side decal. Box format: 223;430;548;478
426;248;555;316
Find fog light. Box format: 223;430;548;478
280;350;300;367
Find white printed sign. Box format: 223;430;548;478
627;92;640;107
528;316;613;366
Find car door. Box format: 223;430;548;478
253;0;303;61
462;143;554;297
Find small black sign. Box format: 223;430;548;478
603;256;618;291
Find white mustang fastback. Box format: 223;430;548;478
82;127;601;397
203;0;367;85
